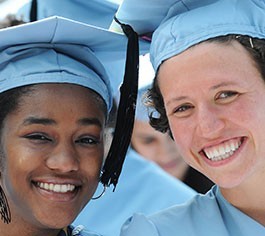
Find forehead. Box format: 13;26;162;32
159;40;256;79
158;40;263;99
13;83;106;115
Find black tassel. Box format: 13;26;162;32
100;17;139;190
30;0;38;22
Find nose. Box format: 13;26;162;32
195;104;225;139
46;142;79;173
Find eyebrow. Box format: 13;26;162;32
22;117;103;128
77;118;103;128
166;81;236;106
23;117;56;126
210;81;235;90
165;96;189;106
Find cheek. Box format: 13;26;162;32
167;118;195;162
133;140;152;157
0;156;3;174
82;149;104;178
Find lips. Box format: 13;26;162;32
201;137;244;162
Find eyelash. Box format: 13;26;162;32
215;90;238;99
174;104;194;114
24;133;100;146
75;136;100;146
24;133;52;142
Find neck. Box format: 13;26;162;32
221;170;265;226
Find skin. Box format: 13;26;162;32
158;41;265;225
0;84;105;236
131;120;189;180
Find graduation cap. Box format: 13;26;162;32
0;15;149;190
0;16;124;110
112;0;265;71
17;0;121;95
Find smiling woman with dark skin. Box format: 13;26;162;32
0;84;106;234
0;14;133;236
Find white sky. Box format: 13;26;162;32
0;0;30;19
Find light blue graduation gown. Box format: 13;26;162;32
73;148;196;236
120;185;265;236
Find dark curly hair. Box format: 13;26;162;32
146;34;265;134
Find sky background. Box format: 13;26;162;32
0;0;30;19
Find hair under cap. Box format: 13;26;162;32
113;0;265;71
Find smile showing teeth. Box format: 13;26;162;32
203;138;242;161
36;182;76;193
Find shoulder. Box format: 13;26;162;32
121;186;229;236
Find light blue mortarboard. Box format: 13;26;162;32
0;16;128;111
112;0;265;71
16;0;123;97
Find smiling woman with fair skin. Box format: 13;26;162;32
112;0;265;235
159;40;265;204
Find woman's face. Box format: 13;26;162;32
158;41;265;190
131;120;189;180
0;84;105;230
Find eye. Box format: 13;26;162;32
215;90;239;103
142;136;156;145
172;103;194;117
75;136;100;146
24;133;52;143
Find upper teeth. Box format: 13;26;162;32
203;139;242;161
37;182;75;193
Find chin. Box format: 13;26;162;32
211;174;246;189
